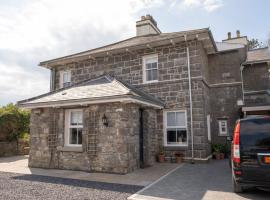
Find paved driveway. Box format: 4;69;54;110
129;160;270;200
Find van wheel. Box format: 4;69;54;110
233;177;243;193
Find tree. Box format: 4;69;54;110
0;104;30;151
248;38;265;50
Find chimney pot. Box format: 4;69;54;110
236;30;240;38
228;32;231;39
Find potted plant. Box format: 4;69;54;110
158;150;165;163
212;144;225;160
175;152;184;163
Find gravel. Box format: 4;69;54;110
0;172;143;200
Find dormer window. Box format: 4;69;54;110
143;54;158;83
60;70;71;88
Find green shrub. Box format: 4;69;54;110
212;143;227;153
0;103;30;143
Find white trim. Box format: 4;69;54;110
65;109;83;147
163;110;188;147
242;105;270;112
135;76;203;86
142;54;158;84
209;82;242;87
20;97;164;109
128;164;184;200
218;120;228;136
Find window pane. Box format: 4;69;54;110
70;111;82;125
145;57;157;64
63;72;71;83
152;69;158;81
167;112;176;126
177;129;187;143
146;70;152;81
146;63;152;70
70;128;77;144
176;112;186;127
77;128;82;144
167;129;177;143
151;62;157;69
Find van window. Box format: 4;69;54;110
240;118;270;146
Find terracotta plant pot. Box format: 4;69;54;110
214;152;224;160
158;154;165;163
175;156;183;163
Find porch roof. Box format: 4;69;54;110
17;75;165;109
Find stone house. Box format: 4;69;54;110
18;15;270;174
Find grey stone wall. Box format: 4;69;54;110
29;103;158;174
243;63;270;106
207;48;246;144
50;40;211;159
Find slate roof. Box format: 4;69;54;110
18;75;164;109
216;42;245;52
245;47;270;64
40;28;217;66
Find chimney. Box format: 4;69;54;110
227;32;231;39
223;30;248;45
136;14;161;36
236;30;240;38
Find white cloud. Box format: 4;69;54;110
0;0;162;105
182;0;223;12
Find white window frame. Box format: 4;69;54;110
60;70;71;88
142;54;158;83
64;109;83;147
218;120;228;136
163;110;188;147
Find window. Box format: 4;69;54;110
218;120;228;136
60;70;71;88
143;54;158;83
164;110;187;146
65;109;83;146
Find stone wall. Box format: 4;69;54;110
29;103;158;174
208;48;246;144
0;141;17;156
51;40;211;159
243;63;270;106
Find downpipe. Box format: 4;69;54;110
185;35;195;164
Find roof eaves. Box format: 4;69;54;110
39;28;213;67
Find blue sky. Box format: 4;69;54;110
0;0;269;106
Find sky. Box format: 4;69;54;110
0;0;269;106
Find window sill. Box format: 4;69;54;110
142;80;159;84
58;146;83;152
164;146;189;151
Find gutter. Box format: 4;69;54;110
185;35;195;164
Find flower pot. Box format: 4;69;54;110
175;156;183;163
220;153;225;160
158;154;165;163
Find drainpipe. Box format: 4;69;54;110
240;64;245;105
185;35;194;164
